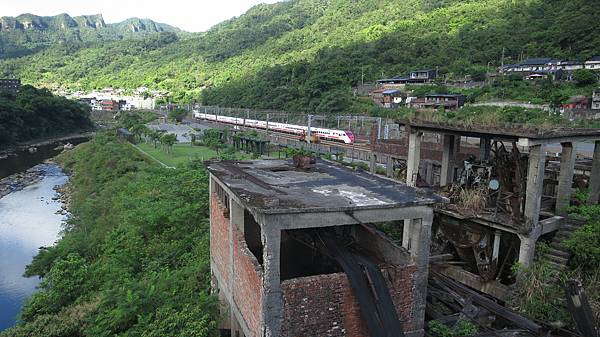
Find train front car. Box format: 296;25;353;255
343;131;355;144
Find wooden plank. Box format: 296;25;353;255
431;272;543;334
564;279;600;337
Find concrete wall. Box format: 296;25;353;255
280;265;419;337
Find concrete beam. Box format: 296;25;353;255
265;206;434;231
406;130;422;187
524;145;546;231
440;134;456;187
589;140;600;204
556;142;576;215
519;136;600;147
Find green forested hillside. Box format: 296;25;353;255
1;0;599;113
0;85;93;148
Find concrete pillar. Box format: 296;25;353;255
492;231;502;264
556;142;576;215
517;234;537;267
230;198;245;233
524;145;546;231
589;140;600;204
386;156;394;177
261;228;282;337
402;219;411;250
440;134;456;187
425;162;434;185
479;137;491;161
406;129;422;187
407;209;434;335
369;153;377;174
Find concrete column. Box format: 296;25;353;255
402;219;411;250
492;231;502;264
386;156;394;177
479;137;491;161
588;140;600;204
406;129;422;187
517;234;537;267
425;162;434;185
261;228;282;337
440;134;456;187
369;153;377;174
556;142;576;215
230;198;245;233
524;145;546;231
408;209;434;335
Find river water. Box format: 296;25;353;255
0;162;69;330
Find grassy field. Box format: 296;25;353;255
136;143;223;166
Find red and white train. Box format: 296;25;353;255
193;112;355;144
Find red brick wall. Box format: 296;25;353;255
210;195;230;286
280;265;418;337
232;225;263;337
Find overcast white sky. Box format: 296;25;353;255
1;0;281;32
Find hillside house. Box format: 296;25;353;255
410;94;465;110
524;69;564;81
585;56;600;70
377;69;437;87
0;78;21;92
561;95;590;110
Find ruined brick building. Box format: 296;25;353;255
206;159;444;337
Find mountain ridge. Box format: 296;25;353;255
0;13;180;32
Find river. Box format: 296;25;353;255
0;139;84;331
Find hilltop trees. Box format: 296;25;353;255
0;85;92;147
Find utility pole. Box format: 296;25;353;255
361;66;365;86
307;114;313;144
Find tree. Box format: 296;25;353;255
573;69;598;87
168;109;186;123
160;133;177;154
148;130;162;148
129;124;150;142
202;129;225;153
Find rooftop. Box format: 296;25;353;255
206;159;445;215
398;119;600;142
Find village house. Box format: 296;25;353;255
0;78;21;92
410;93;465;110
585;56;600;70
377;69;437;87
561;95;590;110
92;99;120;112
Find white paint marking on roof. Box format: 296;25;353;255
312;186;389;206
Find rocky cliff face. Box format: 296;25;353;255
0;13;175;33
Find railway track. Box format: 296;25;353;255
195;118;373;151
